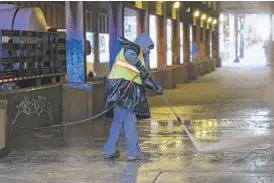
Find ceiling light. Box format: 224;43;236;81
194;10;200;17
208;17;212;23
213;19;217;24
173;1;180;8
186;7;191;12
201;14;207;20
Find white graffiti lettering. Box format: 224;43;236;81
12;96;53;125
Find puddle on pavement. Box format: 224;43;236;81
3;113;274;182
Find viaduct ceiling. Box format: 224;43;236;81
220;1;273;14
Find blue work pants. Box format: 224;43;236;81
104;105;141;157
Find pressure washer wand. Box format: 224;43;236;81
162;95;204;151
162;95;183;123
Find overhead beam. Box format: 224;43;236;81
220;8;271;14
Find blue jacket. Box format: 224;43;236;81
104;34;155;120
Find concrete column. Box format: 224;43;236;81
196;23;201;60
172;19;180;65
212;30;217;58
140;9;149;34
136;11;142;36
239;14;245;59
206;29;210;59
199;27;204;60
203;28;206;59
183;23;190;63
93;32;99;74
269;10;273;65
92;12;99;75
234;14;239;63
158;16;167;68
108;2;124;71
192;25;196;61
65;1;86;83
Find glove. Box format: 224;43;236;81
145;77;164;95
135;61;149;81
156;84;164;95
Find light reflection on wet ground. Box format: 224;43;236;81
1;66;274;182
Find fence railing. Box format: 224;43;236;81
0;30;66;84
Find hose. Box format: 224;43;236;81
9;75;139;131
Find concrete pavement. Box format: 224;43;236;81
1;65;274;182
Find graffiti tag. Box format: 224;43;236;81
12;96;53;125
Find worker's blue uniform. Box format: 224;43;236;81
104;34;163;160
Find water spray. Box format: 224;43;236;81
162;95;205;151
162;95;274;152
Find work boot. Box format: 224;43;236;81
104;150;120;159
126;152;150;161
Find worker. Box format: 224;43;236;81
104;33;163;161
86;62;96;78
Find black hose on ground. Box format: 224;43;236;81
8;75;139;131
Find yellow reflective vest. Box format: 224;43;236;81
108;48;146;85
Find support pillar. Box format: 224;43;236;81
93;32;99;75
206;29;210;59
215;15;221;67
184;24;190;63
158;16;167;68
192;25;197;61
108;2;124;72
65;1;86;83
91;12;100;76
269;8;274;65
140;9;149;34
202;28;206;59
136;11;142;36
234;14;239;63
239;14;245;59
172;19;180;65
196;24;201;60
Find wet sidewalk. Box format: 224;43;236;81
1;65;274;183
222;43;267;67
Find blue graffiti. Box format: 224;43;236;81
66;38;85;83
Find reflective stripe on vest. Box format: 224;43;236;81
115;60;140;74
108;48;146;85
